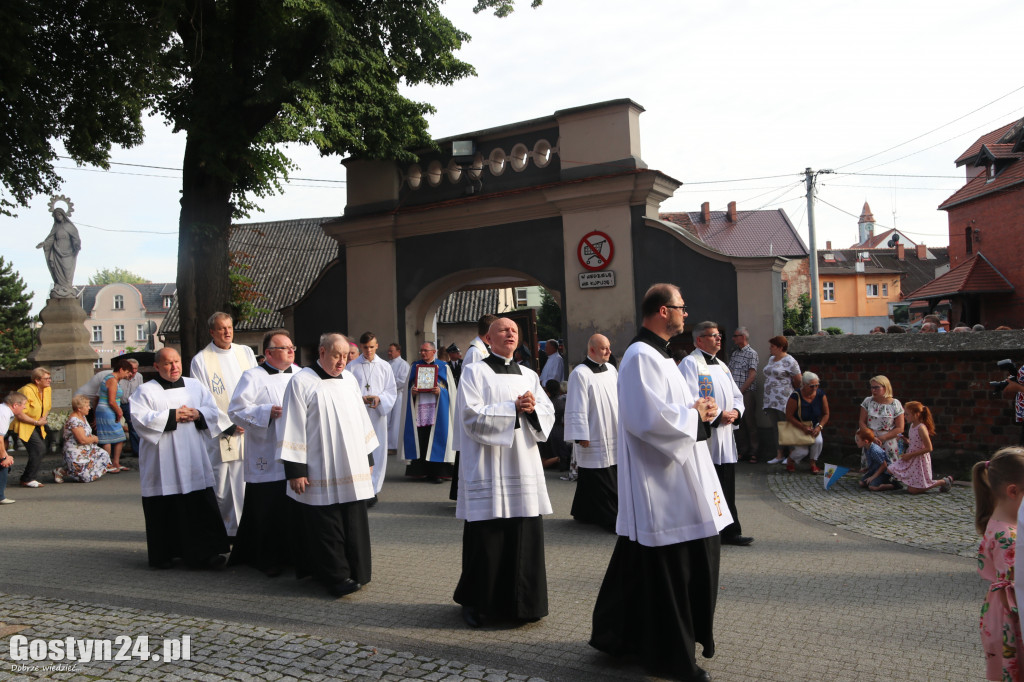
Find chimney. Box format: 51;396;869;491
701;202;711;223
727;201;737;223
826;240;832;250
916;244;927;260
896;243;905;260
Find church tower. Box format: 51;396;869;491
858;202;875;245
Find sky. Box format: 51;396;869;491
5;0;1024;314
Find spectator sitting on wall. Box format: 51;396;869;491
952;326;972;333
972;324;986;332
996;325;1014;331
923;314;946;332
869;326;886;334
920;323;938;333
886;325;906;334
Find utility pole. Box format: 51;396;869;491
804;167;832;333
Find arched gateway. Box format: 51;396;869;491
311;99;785;361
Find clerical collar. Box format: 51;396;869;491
583;357;607;373
484;352;522;375
262;363;293;375
631;326;670;358
156;376;185;389
700;351;719;365
312;361;343;380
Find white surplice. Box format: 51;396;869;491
228;363;298;484
678;349;744;466
617;341;732;546
190;342;257;535
387;356;410;448
347;355;397;494
463;337;488;366
455;358;554;522
277;366;377;506
130;378;223;498
564;361;619;469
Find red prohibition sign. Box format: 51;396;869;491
577;230;614;271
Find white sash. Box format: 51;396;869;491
202;345;249;462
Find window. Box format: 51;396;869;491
93;358;103;369
781;280;788;301
113;294;124;310
822;281;835;302
514;287;529;307
114;324;125;342
91;325;102;342
137;324;147;341
163;295;173;308
881;283;888;297
866;283;879;297
965;226;973;255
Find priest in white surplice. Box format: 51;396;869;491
226;329;299;576
590;284;730;682
449;313;497;502
679;320;753;548
278;333;378;598
348;332;397;499
454;317;554;628
386;342;410;453
130;348;230;570
565;333;619;531
189;312;257;538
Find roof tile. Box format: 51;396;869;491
659;209;807;258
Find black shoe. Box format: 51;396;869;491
429;476;444;484
721;535;754;546
206;553;228;570
328;578;362;597
683;669;711;682
366;495;378;508
461;606;483;628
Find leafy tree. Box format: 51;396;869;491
783;293;813;336
0;257;35;369
3;0;540;363
536;288;562;342
824;326;843;336
88;267;151;285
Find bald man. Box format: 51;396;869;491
564;334;619;531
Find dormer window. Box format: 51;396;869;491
113;294;124;310
987;163;997;182
163;295;173;308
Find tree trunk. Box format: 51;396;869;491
177;132;234;367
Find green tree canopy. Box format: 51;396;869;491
0;256;36;369
88;267;151;285
3;0;540;363
784;293;813;336
536;288;562;342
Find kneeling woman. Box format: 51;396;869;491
782;371;828;473
55;394;112;483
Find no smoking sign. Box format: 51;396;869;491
577;230;614;271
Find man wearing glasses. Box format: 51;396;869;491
227;329;300;576
680;321;753;548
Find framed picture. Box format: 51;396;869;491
414;364;438;392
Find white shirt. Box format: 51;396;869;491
228;363;299;483
616;336;732;546
455;357;554;522
539;352;564;385
130;378;223;497
75;372;108;399
678;349;745;465
564;359;619;469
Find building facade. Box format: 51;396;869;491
78;282;174;368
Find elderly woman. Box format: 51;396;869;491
54;394;111;483
763;336;802;465
95;357;133;473
858;375;905;463
782;371;829;473
13;367;52;488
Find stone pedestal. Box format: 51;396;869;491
28;297;97;410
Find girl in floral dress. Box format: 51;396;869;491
55;395;111;483
886;401;952;494
974;447;1024;681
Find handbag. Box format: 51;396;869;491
777;395;815;446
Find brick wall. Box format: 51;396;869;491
789;331;1024;477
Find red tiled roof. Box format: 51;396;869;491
955;120;1021;165
658;209;807;258
852;228;895;249
938;158;1024;210
980;143;1021;160
903;252;1014;300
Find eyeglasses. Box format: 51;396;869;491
267;346;296;352
869;385;883;390
664;305;688;312
702;333;722;339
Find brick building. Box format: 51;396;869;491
912;118;1024;327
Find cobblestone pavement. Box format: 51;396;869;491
0;450;989;681
766;466;978;558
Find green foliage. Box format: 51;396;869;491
536;288;562;342
0;257;35;369
228;251;270;324
824;326;843;336
88;267;151;285
784;293;813;336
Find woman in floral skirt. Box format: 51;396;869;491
55;395;111;483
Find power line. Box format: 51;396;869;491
55;155;347;184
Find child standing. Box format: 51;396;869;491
886;401;952;494
857;427;898;491
974;447;1024;681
